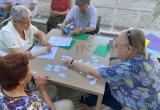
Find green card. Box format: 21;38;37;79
73;34;89;40
60;39;76;50
93;44;111;57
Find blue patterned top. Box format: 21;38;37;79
99;53;160;110
0;90;51;110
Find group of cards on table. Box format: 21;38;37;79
43;55;106;86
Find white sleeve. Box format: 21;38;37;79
30;24;39;34
1;31;20;49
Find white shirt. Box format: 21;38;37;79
0;0;11;8
0;21;38;55
16;0;38;17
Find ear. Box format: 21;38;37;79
125;46;132;52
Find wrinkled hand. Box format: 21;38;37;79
62;59;72;66
35;75;47;92
71;29;82;36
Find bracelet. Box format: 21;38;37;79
70;59;74;66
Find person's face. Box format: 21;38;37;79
113;32;132;59
15;16;31;30
78;4;88;12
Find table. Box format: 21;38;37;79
29;29;112;110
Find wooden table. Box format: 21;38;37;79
29;29;112;110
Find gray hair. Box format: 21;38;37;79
124;28;146;55
10;5;31;21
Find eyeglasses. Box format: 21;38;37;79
127;30;133;46
112;39;130;48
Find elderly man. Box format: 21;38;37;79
62;0;97;35
0;5;50;58
63;28;160;109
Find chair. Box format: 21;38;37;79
86;16;101;35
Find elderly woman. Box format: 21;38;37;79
0;5;50;57
63;28;160;109
0;53;74;110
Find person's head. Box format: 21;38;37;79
0;53;32;91
10;5;31;30
114;28;146;59
75;0;90;12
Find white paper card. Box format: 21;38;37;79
49;37;72;46
58;73;66;78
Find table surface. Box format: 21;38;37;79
29;29;112;95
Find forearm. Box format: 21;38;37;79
72;60;100;78
83;27;96;33
57;9;70;15
40;90;56;110
34;31;49;46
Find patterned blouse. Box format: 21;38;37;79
99;53;160;110
0;89;51;110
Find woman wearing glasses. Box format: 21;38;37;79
0;5;50;58
63;28;160;109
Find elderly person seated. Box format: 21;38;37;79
63;28;160;109
0;53;74;110
0;5;50;57
62;0;97;35
15;0;38;17
47;0;71;32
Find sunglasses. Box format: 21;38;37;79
127;30;133;46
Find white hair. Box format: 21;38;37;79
10;5;31;21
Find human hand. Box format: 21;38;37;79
35;75;47;92
46;43;52;53
51;11;60;16
62;59;72;66
71;28;82;36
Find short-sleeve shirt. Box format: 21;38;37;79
99;53;160;109
16;0;38;17
0;0;11;8
0;91;51;110
0;21;38;54
65;5;97;29
51;0;71;12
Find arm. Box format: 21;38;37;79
35;76;56;110
29;3;36;11
34;30;49;46
63;59;100;78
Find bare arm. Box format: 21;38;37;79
34;30;50;46
63;59;100;78
35;76;56;110
71;27;96;36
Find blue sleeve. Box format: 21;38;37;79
98;64;128;83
